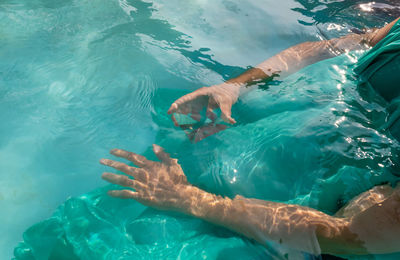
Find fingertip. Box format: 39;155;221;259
152;144;162;154
101;172;111;180
110;149;118;155
100;159;107;165
168;103;178;114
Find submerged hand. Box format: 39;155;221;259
182;122;227;143
100;144;192;211
168;83;240;125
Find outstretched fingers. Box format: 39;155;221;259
108;190;139;199
100;159;135;174
100;159;148;181
152;144;175;164
110;149;149;167
102;172;148;189
102;172;134;187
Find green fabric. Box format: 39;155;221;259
355;19;400;138
354;19;400;92
12;18;400;260
14;51;400;260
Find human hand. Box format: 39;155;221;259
168;83;240;125
181;122;227;143
100;144;192;212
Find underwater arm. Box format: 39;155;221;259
167;34;368;124
180;190;356;255
100;145;400;255
166;35;360;126
225;16;400;85
368;16;400;46
168;17;399;126
182;186;400;255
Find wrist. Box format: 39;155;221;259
227;67;270;87
213;82;242;102
181;186;232;220
224;80;245;90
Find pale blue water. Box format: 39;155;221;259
1;0;400;259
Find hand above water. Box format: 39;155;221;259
168;82;241;125
100;144;193;212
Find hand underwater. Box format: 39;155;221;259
100;144;193;212
168;83;240;126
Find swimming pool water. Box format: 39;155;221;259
1;0;400;259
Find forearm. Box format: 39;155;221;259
255;34;366;79
225;17;400;90
180;186;366;255
214;16;400;106
369;17;400;46
227;33;371;89
102;144;400;255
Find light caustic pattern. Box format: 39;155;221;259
1;0;400;259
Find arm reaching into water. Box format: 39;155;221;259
168;17;400;126
100;145;400;255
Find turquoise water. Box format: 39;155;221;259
1;0;400;259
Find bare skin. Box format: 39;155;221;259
100;17;400;256
100;145;400;255
168;17;400;140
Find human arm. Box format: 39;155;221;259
100;145;400;255
168;17;400;125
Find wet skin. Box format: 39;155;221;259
167;17;400;142
101;17;400;255
101;145;400;255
